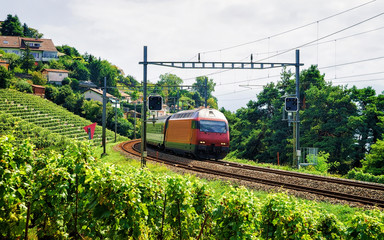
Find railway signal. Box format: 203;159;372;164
148;95;163;110
285;97;298;112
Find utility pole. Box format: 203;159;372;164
141;46;148;168
204;77;208;108
295;49;301;167
115;100;117;142
102;77;107;156
134;102;137;139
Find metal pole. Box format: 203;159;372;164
134;102;137;139
102;77;107;156
141;46;148;168
295;49;300;167
204;77;208;108
115;100;117;142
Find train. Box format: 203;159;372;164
146;108;230;159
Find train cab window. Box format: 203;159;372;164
199;120;227;133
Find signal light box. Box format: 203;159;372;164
148;95;163;111
285;97;298;112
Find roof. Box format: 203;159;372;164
87;88;117;100
79;81;97;88
119;91;130;98
0;36;57;52
42;68;69;73
31;84;46;88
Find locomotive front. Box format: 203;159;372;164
194;109;230;159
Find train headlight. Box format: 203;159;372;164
221;142;227;146
199;141;205;144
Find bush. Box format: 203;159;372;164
31;71;47;85
0;65;11;88
61;77;71;85
13;80;32;93
361;139;384;175
346;169;384;184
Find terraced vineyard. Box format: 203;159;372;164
0;89;127;144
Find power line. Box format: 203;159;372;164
251;26;384;57
320;56;384;69
184;11;384;83
199;0;376;55
257;11;384;62
325;71;384;81
332;77;384;84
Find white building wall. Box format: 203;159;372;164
48;72;68;83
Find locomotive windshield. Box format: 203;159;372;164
199;120;227;133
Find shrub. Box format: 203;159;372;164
31;71;47;85
13;80;32;93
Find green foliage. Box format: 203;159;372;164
346;210;384;239
361;138;384;175
212;187;261;239
1;135;383;239
1;52;20;72
44;84;59;101
13;79;32;93
0;66;12;88
346;169;384;184
20;45;35;73
0;14;23;36
61;77;71;85
31;71;47;85
56;45;81;58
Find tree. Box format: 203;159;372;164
31;71;47;85
22;24;43;38
301;84;356;173
0;66;11;88
1;52;20;72
55;85;73;105
361;139;384;175
192;76;216;107
70;61;90;80
1;14;23;36
20;45;35;73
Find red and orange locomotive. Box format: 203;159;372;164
147;108;230;159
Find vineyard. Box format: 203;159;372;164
0;89;126;145
1;135;384;239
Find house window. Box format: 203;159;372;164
32;52;40;58
42;51;58;59
3;41;8;44
12;50;19;54
59;73;62;76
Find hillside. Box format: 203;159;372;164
0;89;127;145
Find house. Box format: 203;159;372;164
0;36;58;62
119;90;131;102
84;88;120;108
31;84;45;97
41;69;69;85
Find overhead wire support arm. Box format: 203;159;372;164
139;61;303;69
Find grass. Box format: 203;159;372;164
94;142;379;221
223;156;342;178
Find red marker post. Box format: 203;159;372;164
83;123;97;140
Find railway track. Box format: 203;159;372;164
119;140;384;208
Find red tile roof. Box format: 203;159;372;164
0;36;57;52
88;88;117;100
42;68;69;73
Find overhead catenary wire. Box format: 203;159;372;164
199;0;376;55
184;11;384;83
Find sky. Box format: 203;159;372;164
1;0;384;111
